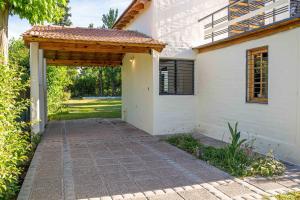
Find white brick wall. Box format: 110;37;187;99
196;28;300;165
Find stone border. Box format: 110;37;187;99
17;140;43;200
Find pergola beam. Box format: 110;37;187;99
39;42;158;53
46;59;122;66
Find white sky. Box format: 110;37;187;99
8;0;132;39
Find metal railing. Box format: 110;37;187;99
198;0;300;43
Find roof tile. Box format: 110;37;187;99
23;25;165;46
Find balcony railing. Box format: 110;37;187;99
198;0;300;43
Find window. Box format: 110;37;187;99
247;46;268;103
159;60;194;95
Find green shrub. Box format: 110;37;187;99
247;151;286;177
47;66;75;114
166;134;201;155
166;122;286;177
0;62;31;199
275;192;300;200
199;145;250;176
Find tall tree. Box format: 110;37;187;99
0;0;66;63
54;0;72;26
102;8;118;29
98;8;120;96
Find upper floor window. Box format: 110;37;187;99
247;46;268;103
159;60;194;95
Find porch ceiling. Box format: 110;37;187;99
23;25;166;66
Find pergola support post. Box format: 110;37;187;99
43;58;48;125
30;42;45;134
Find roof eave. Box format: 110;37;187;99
113;0;151;30
23;36;167;52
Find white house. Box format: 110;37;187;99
116;0;300;165
24;0;300;165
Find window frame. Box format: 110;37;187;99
159;59;195;96
246;46;269;104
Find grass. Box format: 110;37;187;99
274;192;300;200
49;99;122;120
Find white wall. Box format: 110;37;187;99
196;28;300;165
122;53;154;134
154;0;228;59
124;0;228;135
125;3;154;36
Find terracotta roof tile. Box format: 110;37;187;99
23;25;165;46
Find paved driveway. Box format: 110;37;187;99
18;119;300;200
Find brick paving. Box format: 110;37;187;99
18;119;300;200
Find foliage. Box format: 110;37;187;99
166;122;286;177
0;62;31;199
226;122;247;160
247;151;286;177
275;192;300;200
54;0;72;26
223;122;250;176
71;67;121;97
47;66;77;114
49;99;121;121
102;8;119;29
0;0;66;24
8;39;29;72
166;135;201;155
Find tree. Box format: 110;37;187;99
0;0;66;63
54;0;72;26
88;23;94;28
97;8;120;96
102;8;118;29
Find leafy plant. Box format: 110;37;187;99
275;191;300;200
247;151;286;177
227;122;247;159
167;134;201;155
47;66;77;114
224;122;250;176
0;61;31;199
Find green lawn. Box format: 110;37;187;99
49;99;121;120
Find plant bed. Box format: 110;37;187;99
166;123;286;177
274;191;300;200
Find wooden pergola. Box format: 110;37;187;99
23;25;165;134
23;25;165;67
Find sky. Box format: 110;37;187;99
8;0;132;39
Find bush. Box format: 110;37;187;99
47;66;75;114
275;192;300;200
247;151;286;177
0;62;31;199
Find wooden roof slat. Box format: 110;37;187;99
39;42;160;53
47;59;122;66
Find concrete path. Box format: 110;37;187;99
18;119;300;200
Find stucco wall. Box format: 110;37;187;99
196;28;300;165
122;53;154;134
124;0;228;135
154;0;228;59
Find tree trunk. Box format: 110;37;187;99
0;7;9;64
98;68;103;96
